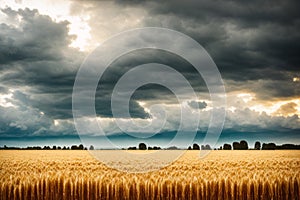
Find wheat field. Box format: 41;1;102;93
0;150;299;200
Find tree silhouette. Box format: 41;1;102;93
153;146;161;150
193;143;200;150
201;144;211;150
89;145;94;150
262;143;276;150
223;143;232;150
254;141;261;150
139;143;147;150
43;146;51;150
233;141;248;150
277;144;300;149
240;140;248;150
71;145;77;150
233;142;240;150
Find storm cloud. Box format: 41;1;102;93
68;0;300;99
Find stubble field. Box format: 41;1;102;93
0;150;299;200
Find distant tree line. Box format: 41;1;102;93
218;141;300;150
127;141;300;150
0;144;95;150
1;141;300;150
187;144;211;150
128;143;162;150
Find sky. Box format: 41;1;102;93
0;0;299;148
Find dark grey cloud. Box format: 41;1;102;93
0;7;83;120
143;0;300;71
0;7;152;123
96;48;208;102
0;8;75;65
225;77;300;100
70;0;300;100
188;101;207;109
140;0;300;100
146;0;300;25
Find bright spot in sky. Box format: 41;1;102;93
237;93;254;103
54;120;59;126
228;106;236;112
293;77;300;82
0;0;92;51
137;101;146;107
67;16;92;51
0;93;15;108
